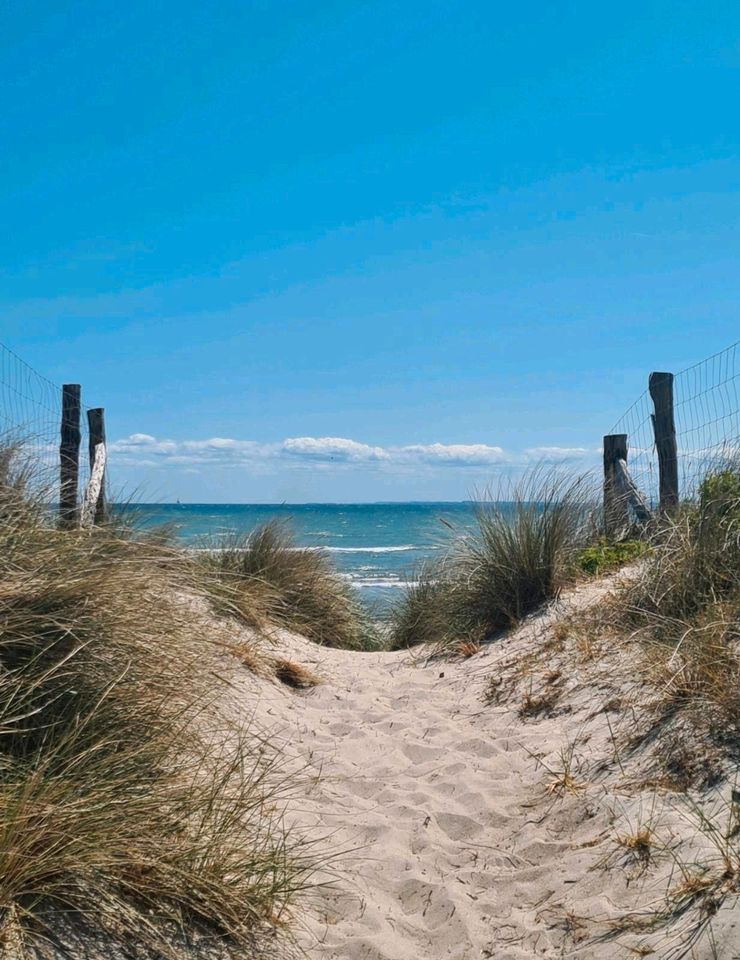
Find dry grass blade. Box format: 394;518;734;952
273;658;321;689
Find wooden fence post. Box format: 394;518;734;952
87;407;107;523
649;371;679;511
614;458;652;523
603;433;629;536
80;443;107;529
60;384;81;528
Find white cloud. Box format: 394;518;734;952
181;438;263;456
280;436;389;462
109;434;264;464
396;443;506;465
523;446;596;461
109;434;178;455
184;437;240;450
108;433;600;471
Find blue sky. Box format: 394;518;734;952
2;0;739;501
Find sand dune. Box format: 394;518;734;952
221;576;740;960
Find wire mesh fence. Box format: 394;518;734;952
610;339;740;507
674;342;740;496
0;341;92;502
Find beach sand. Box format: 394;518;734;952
218;575;740;960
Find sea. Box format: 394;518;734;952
125;502;479;617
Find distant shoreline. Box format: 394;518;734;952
115;500;479;507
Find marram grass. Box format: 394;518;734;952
390;471;597;652
199;519;381;649
0;448;315;957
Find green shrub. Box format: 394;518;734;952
699;468;740;520
577;538;646;576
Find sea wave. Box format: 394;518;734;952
316;545;417;554
188;544;417;554
350;578;411;589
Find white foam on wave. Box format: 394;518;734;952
188;544;417;555
351;578;411;589
316;545;417;554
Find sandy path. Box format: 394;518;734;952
224;579;618;960
290;644;541;960
221;577;740;960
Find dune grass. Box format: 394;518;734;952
0;450;313;957
390;472;595;652
614;463;740;734
200;520;378;649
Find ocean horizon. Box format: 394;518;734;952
120;501;482;615
127;499;478;506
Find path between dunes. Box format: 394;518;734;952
220;576;738;959
288;644;553;960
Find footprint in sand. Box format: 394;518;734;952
344;778;384;799
395;879;454;924
433;811;485;841
400;742;445;763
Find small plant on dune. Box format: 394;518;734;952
519;687;561;719
201;520;377;649
274;657;321;688
523;736;584;799
617;827;655;867
0;448;313;957
390;470;596;652
544;740;584;798
453;639;482;659
217;636;270;675
631;789;740;952
596;788;740;954
598;795;665;877
577;537;647;576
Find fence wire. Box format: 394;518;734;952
610;339;740;506
0;341;92;501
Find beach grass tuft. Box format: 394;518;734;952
200;519;379;649
390;471;595;652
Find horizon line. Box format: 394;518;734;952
114;499;480;507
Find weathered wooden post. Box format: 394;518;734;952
60;384;81;528
603;433;629;536
86;407;107;523
80;442;107;529
614;458;652;523
649;371;679;511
